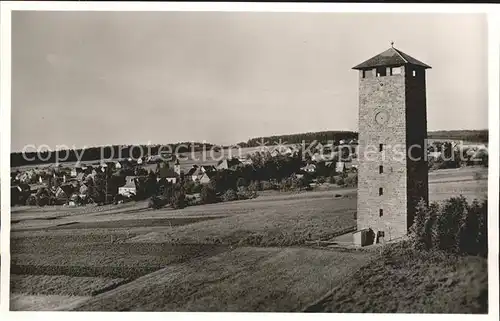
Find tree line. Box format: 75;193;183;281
428;130;488;143
239;130;358;147
11;130;488;167
11;142;214;167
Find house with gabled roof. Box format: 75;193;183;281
186;165;203;182
118;176;137;197
301;163;317;173
157;165;179;184
199;171;216;184
216;158;241;171
200;165;216;173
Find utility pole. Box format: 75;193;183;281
105;174;108;205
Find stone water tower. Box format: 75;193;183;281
352;44;431;245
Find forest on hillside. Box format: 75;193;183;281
427;130;488;143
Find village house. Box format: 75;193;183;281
199;171;216;184
301;163;317;173
157;165;179;184
428;151;442;160
58;183;75;197
200;165;216;173
16;169;36;183
52;186;69;205
66;179;80;189
83;174;94;186
186;166;203;182
118;176;137;197
75;172;86;183
292;173;304;180
270;149;281;158
30;183;46;195
335;161;349;173
216;158;241;171
312;153;325;162
146;155;163;164
11;184;31;206
240;158;254;166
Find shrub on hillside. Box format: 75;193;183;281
35;188;51;207
148;195;169;209
481;153;489;167
237;186;257;200
36;195;50;207
344;173;358;187
26;195;37;206
170;191;186;209
317;176;326;184
236;177;247;188
261;181;276;191
278;176;309;192
409;196;487;257
182;180;202;194
248;180;261;192
200;185;218;204
295;177;311;190
434;196;469;253
335;176;345;186
222;189;238;202
186;195;202;207
409;199;438;251
279;178;292;192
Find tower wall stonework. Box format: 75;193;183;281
354;47;430;244
356;64;429;242
357;67;409;241
405;66;429;229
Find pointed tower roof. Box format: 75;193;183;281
352;46;431;70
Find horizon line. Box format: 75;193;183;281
10;128;489;154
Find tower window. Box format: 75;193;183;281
412;70;417;77
376;67;387;77
379;209;384;217
391;67;402;75
363;69;373;78
379;188;383;196
379;165;383;174
379;144;383;152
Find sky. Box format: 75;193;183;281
11;11;488;152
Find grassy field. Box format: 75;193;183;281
11;242;228;279
129;191;357;246
305;243;488;313
10;167;489;311
10;275;126;296
72;247;372;312
10;294;90;311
